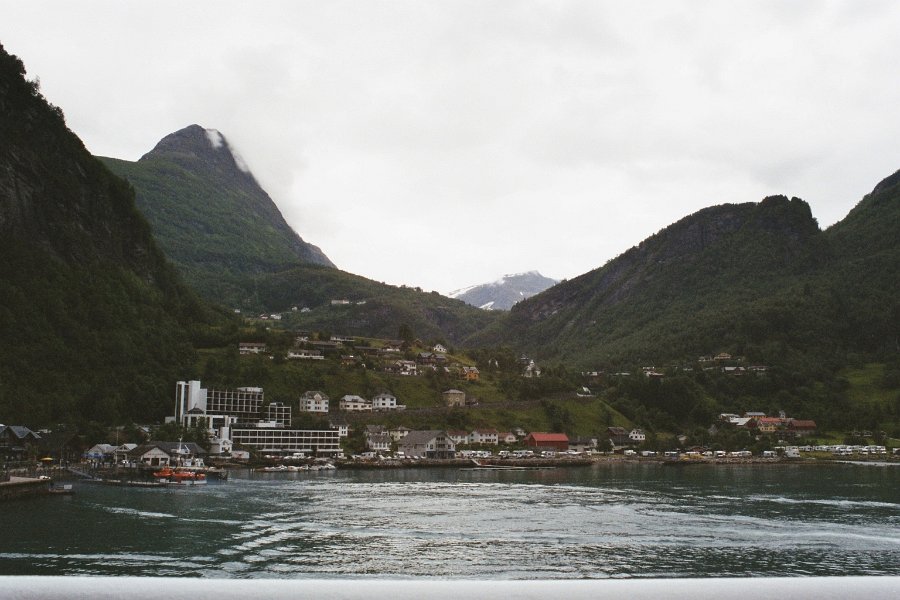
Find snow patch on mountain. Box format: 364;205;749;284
450;271;558;311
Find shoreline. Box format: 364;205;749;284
250;455;899;470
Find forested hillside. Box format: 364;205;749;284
474;188;898;372
0;44;219;425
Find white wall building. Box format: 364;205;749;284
469;429;499;445
340;395;372;412
372;392;404;411
230;426;342;456
171;381;341;456
299;391;329;413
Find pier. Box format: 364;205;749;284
0;476;50;501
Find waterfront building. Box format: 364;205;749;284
230;426;341;457
398;430;456;459
126;441;206;468
469;429;499;445
524;432;570;452
366;433;391;453
0;425;41;461
170;380;340;457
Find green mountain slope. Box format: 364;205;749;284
102;126;500;344
473;196;825;364
254;264;499;343
820;169;900;355
474;184;898;372
0;45;217;425
100;125;334;307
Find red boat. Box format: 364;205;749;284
171;469;206;483
152;466;207;484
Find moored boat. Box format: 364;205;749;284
153;466;207;484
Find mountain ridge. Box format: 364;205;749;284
468;189;894;370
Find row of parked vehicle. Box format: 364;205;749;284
826;445;888;456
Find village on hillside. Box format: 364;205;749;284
3;335;894;481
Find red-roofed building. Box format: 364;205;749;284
524;432;570;451
787;420;817;438
753;417;785;434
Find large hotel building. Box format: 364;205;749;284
170;380;341;457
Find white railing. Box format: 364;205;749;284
1;576;898;599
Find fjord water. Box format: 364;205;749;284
2;463;898;578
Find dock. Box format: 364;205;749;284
0;476;51;501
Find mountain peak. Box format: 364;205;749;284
871;167;900;196
450;271;558;310
101;124;336;305
141;124;255;181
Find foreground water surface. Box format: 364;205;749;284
2;462;898;578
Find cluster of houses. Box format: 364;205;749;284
716;412;817;438
0;424;43;463
360;423;640;457
239;338;490;381
298;391;406;413
581;352;771;382
361;429;577;459
84;440;210;468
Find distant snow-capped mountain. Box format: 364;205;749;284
449;271;558;311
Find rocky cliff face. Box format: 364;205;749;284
0;47;170;282
0;43;204;425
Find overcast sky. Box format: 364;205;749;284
3;1;900;294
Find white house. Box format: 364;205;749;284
126;441;205;467
366;433;391;453
287;349;324;360
329;416;349;438
85;443;117;462
340;395;372;412
299;391;329;413
433;344;448;354
469;429;499;445
372;392;405;411
628;428;646;443
447;430;470;445
388;426;411;441
239;342;267;355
